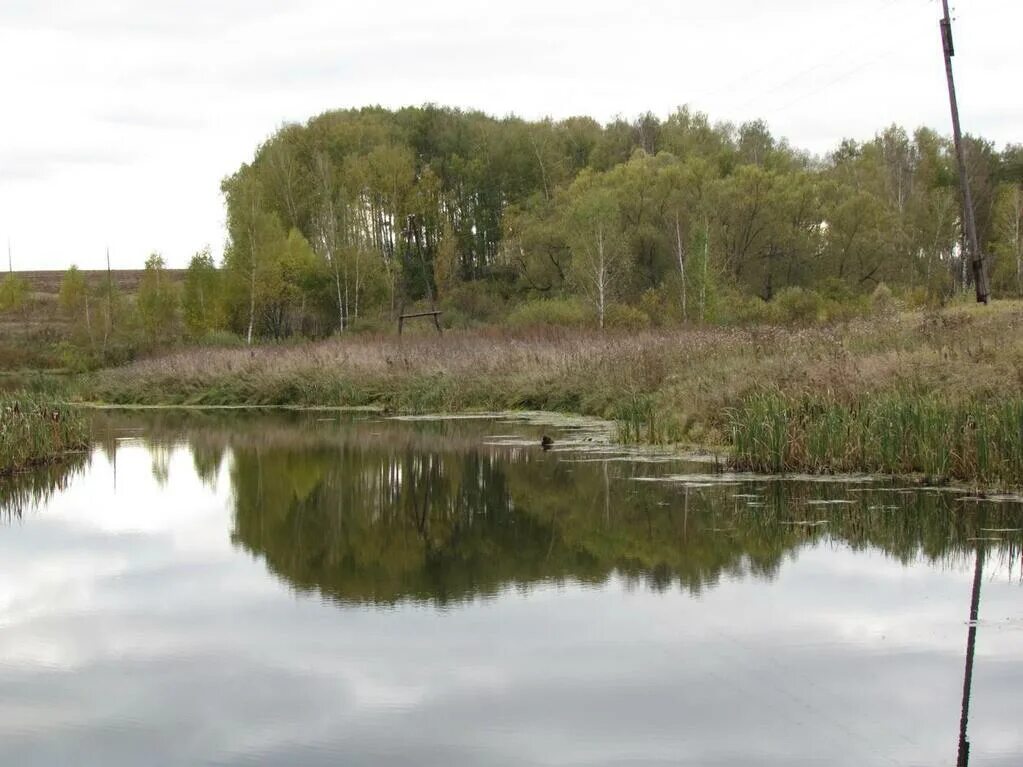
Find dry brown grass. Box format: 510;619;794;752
82;301;1023;448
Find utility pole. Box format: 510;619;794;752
105;247;114;352
940;0;990;304
106;246;113;304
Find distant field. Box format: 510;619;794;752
0;270;186;370
16;269;186;295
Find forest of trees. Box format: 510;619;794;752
9;105;1021;353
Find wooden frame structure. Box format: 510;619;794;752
398;310;442;335
396;213;443;335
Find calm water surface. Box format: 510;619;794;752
1;411;1021;766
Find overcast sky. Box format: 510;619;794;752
1;0;1020;271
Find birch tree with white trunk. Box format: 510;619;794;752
312;151;349;332
565;171;626;330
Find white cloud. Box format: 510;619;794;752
0;0;1019;270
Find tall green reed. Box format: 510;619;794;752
728;392;1023;486
0;395;91;476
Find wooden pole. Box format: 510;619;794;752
940;0;990;304
105;247;114;352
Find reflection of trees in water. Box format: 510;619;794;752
0;455;88;522
225;442;1022;606
149;444;172;487
228;445;593;605
86;410;1023;606
191;442;225;488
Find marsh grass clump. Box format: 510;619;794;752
614;394;681;445
0;395;90;476
614;395;657;444
729;392;1023;485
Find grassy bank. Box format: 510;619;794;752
0;396;91;476
78;302;1023;485
729;394;1023;486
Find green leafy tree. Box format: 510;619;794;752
222;173;283;343
686;219;721;324
137;253;179;344
94;264;127;358
182;248;224;338
563;170;629;329
504;198;570;293
58;265;94;347
216;104;1016;325
256;228;322;339
0;273;28;314
657;157;714;320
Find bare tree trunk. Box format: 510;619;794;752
247;199;257;346
1015;186;1022;296
269;142;299;228
334;266;345;332
344;271;350;330
596;226;606;330
531;133;551;203
700;215;709;324
354;249;362;321
247;263;256;345
314;153;346;333
84;292;94;350
103;248;113;355
675;211;687;322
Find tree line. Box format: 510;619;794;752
7;105;1020;353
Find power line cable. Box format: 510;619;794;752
695;0;935;122
690;0;917;105
771;50;899;115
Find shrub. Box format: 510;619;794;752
824;294;871;323
56;341;94;373
0;274;29;314
871;283;897;316
605;304;652;330
732;296;772;325
350;315;392;335
816;277;856;303
440;282;505;325
637;285;682;326
506;297;590;328
770;287;826;325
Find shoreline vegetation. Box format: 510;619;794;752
75;302;1023;488
0;396;91;477
2;106;1021;376
2;105;1020;488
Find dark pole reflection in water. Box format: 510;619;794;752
957;543;985;767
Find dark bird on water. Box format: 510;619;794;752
541;435;555;450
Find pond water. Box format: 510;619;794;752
1;411;1021;766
